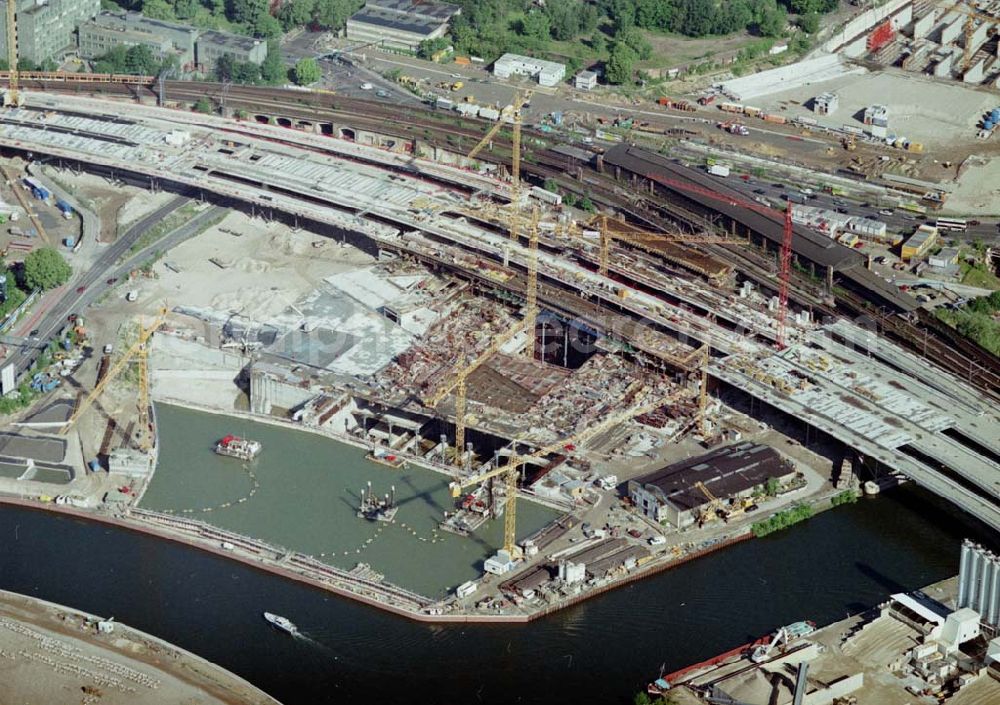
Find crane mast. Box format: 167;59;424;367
5;0;18;107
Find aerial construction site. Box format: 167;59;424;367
0;25;998;627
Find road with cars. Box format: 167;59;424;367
5;195;193;379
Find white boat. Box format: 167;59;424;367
215;435;262;461
263;612;298;636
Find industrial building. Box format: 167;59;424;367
958;539;1000;629
628;443;796;528
0;0;100;64
901;224;939;260
196;30;266;73
814;91;839;115
78;12;197;68
77;12;263;73
574;70;598;91
345;0;460;52
928;247;959;268
493;54;566;87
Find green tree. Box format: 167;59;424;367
313;0;360;31
607;0;636;31
605;41;636;84
125;45;159;76
141;0;176;20
293;57;321;85
193;96;214;113
590;32;608;57
764;477;781;496
615;26;652;60
277;0;315;30
544;0;584;41
260;41;287;84
173;0;198;19
93;45;129;74
635;0;672;30
758;5;788;37
519;10;551;42
800;10;820;33
22;248;71;291
674;0;715;37
417;36;451;60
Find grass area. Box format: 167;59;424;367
960;261;1000;289
123;203;224;261
935;290;1000;356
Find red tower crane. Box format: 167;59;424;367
640;170;797;350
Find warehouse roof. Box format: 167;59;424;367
602;144;864;271
349;0;460;35
632;442;792;512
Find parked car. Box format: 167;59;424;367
76;286;86;293
753;188;766;195
29;329;39;337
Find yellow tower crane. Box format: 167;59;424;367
588;215;742;277
953;2;1000;73
466;91;531;242
4;0;18;107
449;385;691;558
422;321;525;467
60;307;167;451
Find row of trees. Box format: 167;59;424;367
107;0;362;39
751;503;813;537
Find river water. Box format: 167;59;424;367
140;404;558;596
1;405;997;705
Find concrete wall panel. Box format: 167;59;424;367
825;0;914;52
964;58;985;83
941;17;964;46
934;52;953;77
913;11;937;39
892;6;913;29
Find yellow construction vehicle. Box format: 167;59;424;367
694;480;729;526
451;81;464;91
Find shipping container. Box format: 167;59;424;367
762;113;786;124
796;116;819;126
435;97;454;111
743;106;763;118
708;164;730;177
477;107;500;121
698;95;716;105
719;102;743;113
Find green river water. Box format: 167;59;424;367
140;403;559;596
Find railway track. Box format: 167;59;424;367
12;78;1000;399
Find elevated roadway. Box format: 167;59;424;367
1;92;997;534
